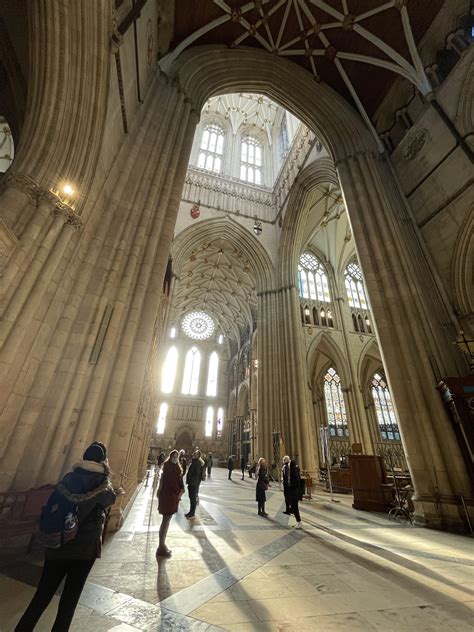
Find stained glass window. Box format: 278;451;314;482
345;261;368;309
161;347;178;393
207;351;219;396
324;367;349;437
182;311;215;340
197;123;225;174
182;347;201;395
240;135;263;185
298;253;331;302
371;372;400;441
157;402;167;434
205;406;214;437
217;407;224;437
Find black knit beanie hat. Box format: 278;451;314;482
83;442;107;463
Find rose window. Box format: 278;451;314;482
182;311;215;340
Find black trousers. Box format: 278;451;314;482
188;484;198;516
15;558;95;632
288;497;301;522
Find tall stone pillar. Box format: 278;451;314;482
337;152;472;530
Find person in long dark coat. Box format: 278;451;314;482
288;458;303;529
227;455;234;480
185;450;204;519
281;455;291;514
256;457;269;517
240;455;246;480
15;442;117;632
157;450;184;556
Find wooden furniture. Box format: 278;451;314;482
329;467;352;493
349;454;393;512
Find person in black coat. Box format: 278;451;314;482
240;455;246;481
287;458;303;529
256;457;269;516
281;455;291;515
185;450;204;519
227;455;234;480
15;442;117;632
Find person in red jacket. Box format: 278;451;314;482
156;450;184;557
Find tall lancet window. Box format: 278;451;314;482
323;367;349;437
205;406;214;437
371;372;400;441
198;123;225;173
182;347;201;395
157;403;168;434
240;135;263;185
206;351;219;396
345;261;368;309
298;252;331;301
161;347;178;393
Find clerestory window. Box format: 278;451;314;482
206;351;219;397
240;135;263;185
298;252;331;302
198;123;225;174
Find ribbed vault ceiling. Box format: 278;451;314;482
171;238;257;344
169;0;442;116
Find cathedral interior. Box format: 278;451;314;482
0;1;473;630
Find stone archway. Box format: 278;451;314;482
175;429;193;453
1;34;470;529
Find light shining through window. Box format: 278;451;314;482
206;351;219;396
157;402;168;434
182;347;201;395
161;347;178;393
205;406;214;437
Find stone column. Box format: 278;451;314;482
337;151;472;530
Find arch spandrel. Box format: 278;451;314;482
162;46;376;163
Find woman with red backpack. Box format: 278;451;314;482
15;442;116;631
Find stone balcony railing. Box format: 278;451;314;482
183;124;318;223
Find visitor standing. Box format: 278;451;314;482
15;442;116;632
256;457;269;517
156;450;184;557
157;451;165;469
227;455;234;480
178;449;187;476
185;450;204;519
281;455;291;514
240;454;246;480
207;452;213;477
288;458;303;529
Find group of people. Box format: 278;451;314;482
15;444;304;630
156;447;213;557
226;454;303;526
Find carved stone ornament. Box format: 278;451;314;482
402;130;427;161
4;171;82;231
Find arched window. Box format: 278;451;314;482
357;314;365;333
320;307;327;327
205;406;214;437
182;347;201;395
324;367;349;437
207;351;219;396
157;402;168;434
217;407;224;437
327;310;334;328
198;123;225;174
352;313;358;332
312;306;319;326
365;317;372;334
298;253;331;302
240;135;263;185
345;261;368;309
161;347;178;393
371;372;400;441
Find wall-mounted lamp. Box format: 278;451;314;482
253;220;262;236
253;359;259;369
304;307;310;317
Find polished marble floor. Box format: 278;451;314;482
0;467;473;631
